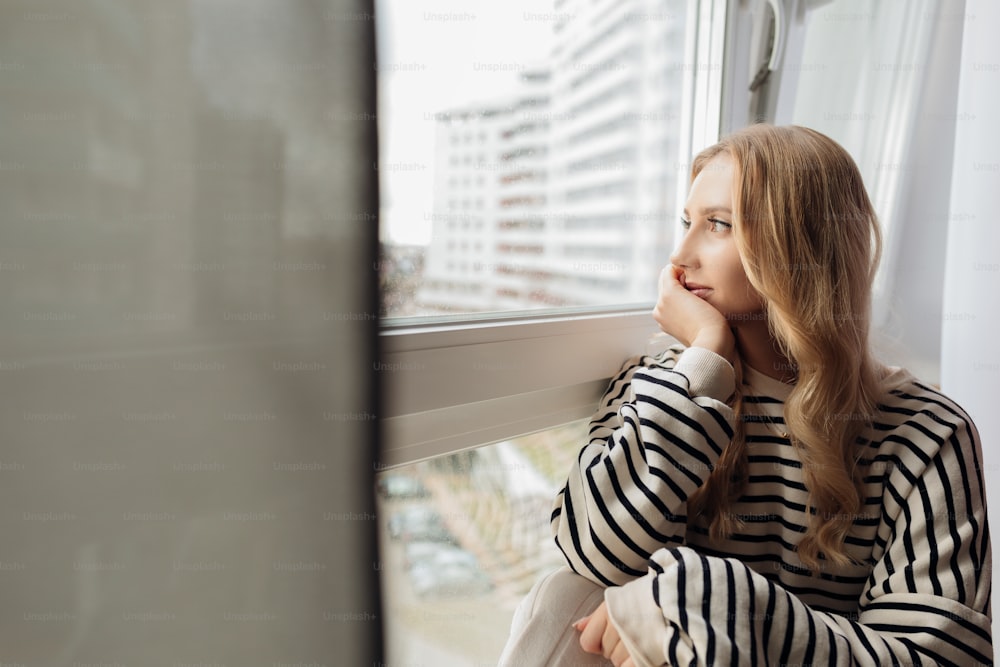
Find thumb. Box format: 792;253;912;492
572;615;590;631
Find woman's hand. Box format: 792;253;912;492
574;601;636;667
652;265;736;366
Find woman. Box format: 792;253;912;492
499;124;992;666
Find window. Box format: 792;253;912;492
376;0;729;662
376;420;586;664
377;0;991;662
377;0;721;320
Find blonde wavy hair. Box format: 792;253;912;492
685;124;884;572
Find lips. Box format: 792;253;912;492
684;281;712;299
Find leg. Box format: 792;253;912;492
498;567;613;667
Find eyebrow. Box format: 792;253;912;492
682;206;733;217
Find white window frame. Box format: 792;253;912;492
379;0;733;469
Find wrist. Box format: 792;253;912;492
691;326;735;366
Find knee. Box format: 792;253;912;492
542;567;605;597
500;567;612;667
525;566;607;621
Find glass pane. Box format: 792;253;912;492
375;420;587;665
377;0;694;318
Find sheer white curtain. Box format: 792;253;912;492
774;0;966;381
941;0;1000;637
787;0;938;281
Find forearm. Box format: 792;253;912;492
552;347;736;586
690;325;736;368
605;547;993;666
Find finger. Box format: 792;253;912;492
578;611;605;654
601;622;621;658
658;265;678;290
659;266;688;300
609;640;631;666
669;263;686;287
572;615;589;631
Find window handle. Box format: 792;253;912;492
749;0;785;92
749;61;771;92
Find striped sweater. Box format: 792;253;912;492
552;345;992;666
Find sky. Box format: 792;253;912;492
375;0;554;245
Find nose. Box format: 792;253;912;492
669;224;698;269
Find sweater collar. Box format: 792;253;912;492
742;361;795;401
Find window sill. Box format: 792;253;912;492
379;308;664;467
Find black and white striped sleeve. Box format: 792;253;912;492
604;389;993;666
550;346;736;587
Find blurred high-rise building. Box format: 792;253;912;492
418;67;551;313
546;0;685;306
418;100;513;313
418;0;687;314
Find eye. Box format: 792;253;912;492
708;217;732;232
680;217;692;230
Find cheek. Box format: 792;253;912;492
720;251;762;309
717;248;748;288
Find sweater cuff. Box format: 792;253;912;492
672;346;735;402
605;575;691;667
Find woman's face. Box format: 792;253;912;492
670;154;765;322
